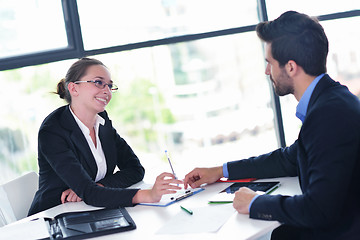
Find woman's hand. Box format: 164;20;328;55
132;172;183;204
60;183;104;204
61;189;82;204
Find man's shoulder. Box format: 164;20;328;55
313;75;360;110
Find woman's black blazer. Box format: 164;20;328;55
28;105;145;215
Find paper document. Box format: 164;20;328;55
0;218;49;240
32;201;104;220
156;204;235;234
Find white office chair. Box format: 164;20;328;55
0;171;38;227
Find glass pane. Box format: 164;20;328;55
91;33;277;180
266;0;359;20
0;33;278;183
77;0;259;50
281;16;360;145
0;0;67;59
0;60;70;183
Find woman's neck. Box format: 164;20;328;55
70;104;97;130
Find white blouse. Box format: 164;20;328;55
69;107;107;182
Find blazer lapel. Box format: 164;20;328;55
98;117;116;175
59;105;98;179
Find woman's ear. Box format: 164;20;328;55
68;82;79;97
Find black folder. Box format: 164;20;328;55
45;208;136;239
208;181;280;203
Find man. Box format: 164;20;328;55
184;11;360;239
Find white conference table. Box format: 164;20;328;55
7;177;301;240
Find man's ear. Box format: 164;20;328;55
286;60;298;77
68;82;79;97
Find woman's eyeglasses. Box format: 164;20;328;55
74;80;118;92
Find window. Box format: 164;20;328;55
0;60;69;182
266;0;359;20
0;32;278;182
99;33;277;178
77;0;258;50
0;0;67;59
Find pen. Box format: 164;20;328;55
180;205;193;215
165;150;177;179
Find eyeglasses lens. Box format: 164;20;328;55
94;80;117;92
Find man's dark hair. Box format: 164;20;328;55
256;11;328;76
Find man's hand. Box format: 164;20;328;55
183;166;223;189
233;187;259;214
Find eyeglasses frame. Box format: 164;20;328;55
74;80;118;92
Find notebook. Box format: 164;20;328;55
45;207;136;239
208;181;280;203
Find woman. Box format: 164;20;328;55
28;58;181;215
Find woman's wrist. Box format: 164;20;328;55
132;189;152;204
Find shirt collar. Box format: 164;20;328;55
69;106;105;135
296;73;325;122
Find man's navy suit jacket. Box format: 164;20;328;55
227;74;360;239
28;105;145;216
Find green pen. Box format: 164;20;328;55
180;205;193;215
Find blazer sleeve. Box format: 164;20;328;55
227;142;298;180
98;133;145;188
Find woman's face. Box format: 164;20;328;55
74;64;113;114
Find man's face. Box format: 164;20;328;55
264;43;294;96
